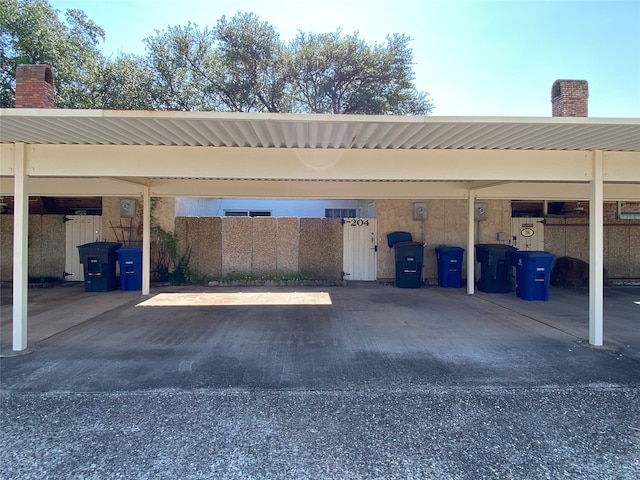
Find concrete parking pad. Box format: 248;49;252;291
1;283;639;479
1;283;639;390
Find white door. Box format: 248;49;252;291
511;217;545;251
342;218;377;281
65;215;102;281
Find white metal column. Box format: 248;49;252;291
467;190;475;294
589;150;604;346
142;186;151;295
12;143;28;351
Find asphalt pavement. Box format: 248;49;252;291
1;283;639;479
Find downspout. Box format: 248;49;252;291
12;143;28;351
589;150;604;346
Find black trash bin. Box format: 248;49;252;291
77;242;122;292
475;244;517;293
387;232;424;288
117;246;143;291
435;246;465;288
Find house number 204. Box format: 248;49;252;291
350;219;370;226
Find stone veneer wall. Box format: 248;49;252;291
2;205;638;283
544;218;640;279
175;217;342;280
176;217;223;279
299;218;343;279
0;215;65;281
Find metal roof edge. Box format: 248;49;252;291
1;108;638;126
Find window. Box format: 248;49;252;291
224;210;271;217
249;211;271;217
619;202;640;219
325;208;358;218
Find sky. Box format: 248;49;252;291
47;0;640;118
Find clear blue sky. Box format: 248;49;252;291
48;0;640;118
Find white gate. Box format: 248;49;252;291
342;218;377;281
65;215;102;281
511;217;545;251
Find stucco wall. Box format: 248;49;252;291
376;199;512;283
101;197;141;245
102;197;176;245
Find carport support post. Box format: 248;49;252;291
12;143;28;351
142;185;151;295
467;191;475;294
589;150;604;346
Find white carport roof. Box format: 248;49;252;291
1;109;639;352
1;109;639;200
1;109;639;150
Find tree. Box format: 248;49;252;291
144;23;219;111
213;12;292;112
0;0;152;109
1;0;102;107
291;31;432;115
144;13;292;112
2;4;433;114
143;13;432;115
85;54;154;110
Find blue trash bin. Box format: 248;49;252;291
117;247;143;291
515;251;555;301
435;246;465;288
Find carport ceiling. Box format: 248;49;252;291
1;110;639;201
1;109;640;151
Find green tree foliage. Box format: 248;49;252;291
0;0;153;109
144;14;292;112
87;55;154;110
144;14;432;114
214;13;292;112
1;2;433;114
290;31;432;114
144;23;218;110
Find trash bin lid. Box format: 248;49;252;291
394;241;424;247
77;241;122;252
515;251;554;258
475;243;517;252
117;246;143;260
436;246;465;254
387;231;413;248
117;246;143;253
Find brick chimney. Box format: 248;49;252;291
14;64;55;108
551;79;588;117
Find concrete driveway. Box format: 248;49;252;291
1;282;639;390
1;283;639;479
